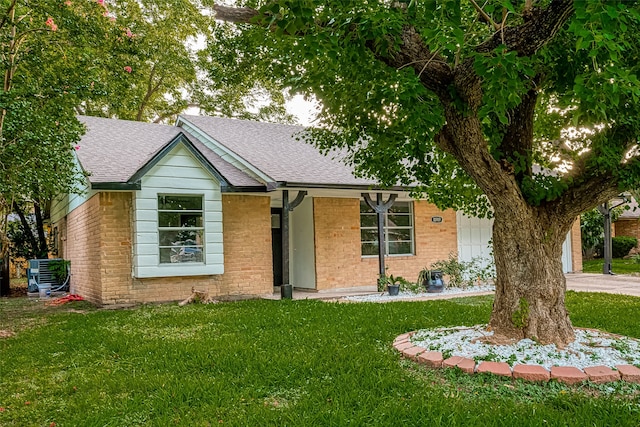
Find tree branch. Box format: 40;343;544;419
33;199;48;258
0;0;16;32
552;171;619;221
477;0;574;56
12;201;38;258
367;26;453;99
212;5;259;24
499;82;539;180
469;0;501;31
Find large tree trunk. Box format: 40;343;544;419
489;208;574;347
437;107;578;347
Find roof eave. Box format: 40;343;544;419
279;182;412;192
222;185;270;193
91;182;141;191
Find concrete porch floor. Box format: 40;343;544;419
264;285;380;301
262;273;640;301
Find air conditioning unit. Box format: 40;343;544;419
27;258;70;295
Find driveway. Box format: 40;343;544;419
566;273;640;297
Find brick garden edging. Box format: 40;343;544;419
393;332;640;384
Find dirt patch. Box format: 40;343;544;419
0;329;15;338
6;282;28;298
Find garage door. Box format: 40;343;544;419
456;212;572;273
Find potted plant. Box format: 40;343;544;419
418;268;445;293
377;273;403;296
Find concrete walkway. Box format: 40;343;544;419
265;273;640;301
565;273;640;296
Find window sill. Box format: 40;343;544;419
361;254;415;259
134;263;223;278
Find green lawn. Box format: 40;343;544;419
583;258;640;274
1;294;640;426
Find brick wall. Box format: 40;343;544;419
312;198;457;290
614;219;640;241
98;192;134;304
59;193;273;305
217;195;273;295
63;194;103;303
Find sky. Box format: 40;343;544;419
285;94;319;126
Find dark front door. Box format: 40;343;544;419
271;208;283;286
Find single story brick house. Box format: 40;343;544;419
50;115;582;305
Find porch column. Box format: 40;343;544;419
281;189;307;299
362;193;397;277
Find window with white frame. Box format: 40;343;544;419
158;195;204;264
360;201;414;256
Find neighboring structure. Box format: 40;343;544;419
614;198;640;241
51;115;582;305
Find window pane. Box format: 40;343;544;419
389;241;412;255
360;213;378;228
387;228;412;242
271;214;281;229
159;212;203;228
362;242;379;256
159;230;204;247
160;246;203;263
387;214;411;227
361;229;379;242
388;202;410;214
360;201;374;214
158;195;202;210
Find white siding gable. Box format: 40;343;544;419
133;143;224;278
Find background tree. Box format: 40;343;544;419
78;0;207;123
0;0;113;294
194;21;295;122
211;0;640;346
580;206;624;259
76;0;296;124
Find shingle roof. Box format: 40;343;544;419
76;116;262;188
178;115;376;187
188;139;264;188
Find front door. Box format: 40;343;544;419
271;208;283;286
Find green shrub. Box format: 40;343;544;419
429;253;496;289
614;237;638;258
595;236;638;258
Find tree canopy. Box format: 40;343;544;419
213;0;640;215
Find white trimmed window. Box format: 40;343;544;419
158;195;204;264
360;201;414;256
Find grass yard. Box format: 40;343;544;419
1;293;640;426
583;258;640;274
